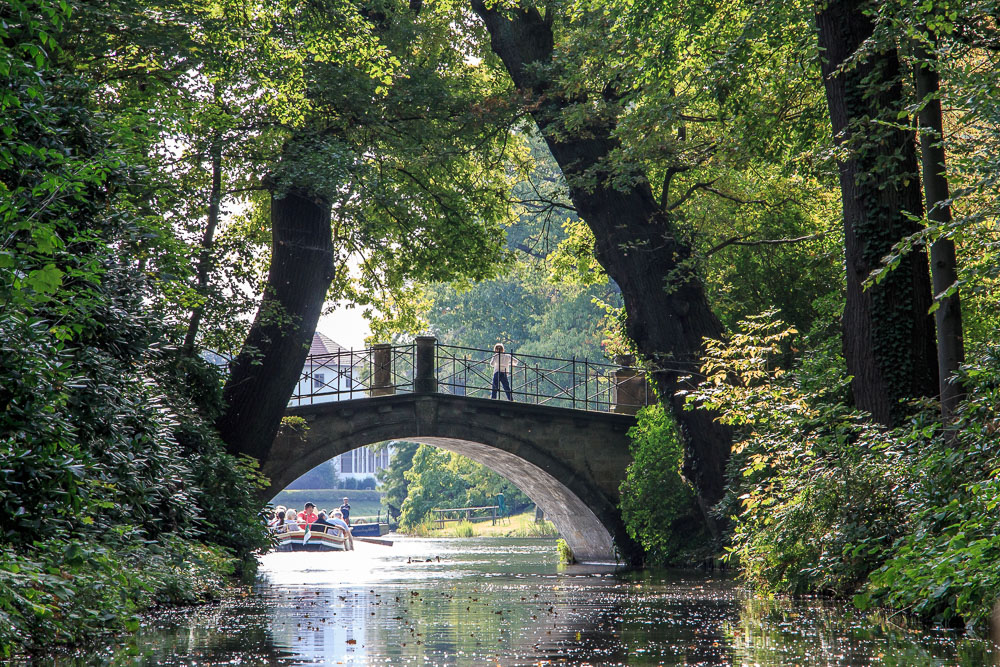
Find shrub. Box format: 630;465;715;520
619;405;702;565
690;312;1000;629
452;521;476;538
556;539;575;564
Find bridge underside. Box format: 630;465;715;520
267;393;640;564
396;436;614;562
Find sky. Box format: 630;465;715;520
317;301;372;350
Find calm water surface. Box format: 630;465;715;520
65;537;993;665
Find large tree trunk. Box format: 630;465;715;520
816;0;939;426
216;188;335;461
913;36;965;418
471;3;732;517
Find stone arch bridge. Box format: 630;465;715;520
267;337;650;564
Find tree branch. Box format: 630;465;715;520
666;179;718;211
705;231;830;256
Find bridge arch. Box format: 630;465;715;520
265;393;641;564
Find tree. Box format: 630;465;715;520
216;0;518;462
815;0;939;426
217;187;336;459
912;29;965;418
470;1;733;516
398;445;531;528
375;441;418;520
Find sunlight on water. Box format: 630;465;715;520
39;537;995;666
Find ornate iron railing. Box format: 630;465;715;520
288;344;416;406
289;339;651;414
435;344;650;412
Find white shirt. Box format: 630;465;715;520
490;352;517;374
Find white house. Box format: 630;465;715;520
289;332;393;485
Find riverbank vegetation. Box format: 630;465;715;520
1;1;271;656
6;0;1000;653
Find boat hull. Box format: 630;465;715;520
274;527;350;551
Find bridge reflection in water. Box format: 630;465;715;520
274;337;653;564
289;336;651;414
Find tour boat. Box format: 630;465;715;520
274;524;352;552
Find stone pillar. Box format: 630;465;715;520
414;335;437;393
370;343;394;396
612;355;646;415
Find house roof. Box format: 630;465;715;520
310;331;349;356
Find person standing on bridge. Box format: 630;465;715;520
490;343;517;400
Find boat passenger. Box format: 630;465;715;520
312;511;335;534
298;502;318;526
282;508;299;532
269;506;287;529
332;510;354;550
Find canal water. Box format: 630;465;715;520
69;537;992;665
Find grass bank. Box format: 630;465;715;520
269;489;385;521
402;511;559;538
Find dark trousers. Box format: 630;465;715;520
491;371;513;400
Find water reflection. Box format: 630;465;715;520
37;537;993;665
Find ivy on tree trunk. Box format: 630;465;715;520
816;0;939;427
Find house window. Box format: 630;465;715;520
312;373;325;391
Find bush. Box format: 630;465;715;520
690;312;1000;629
0;5;269;654
452;521;476;538
619;405;703;565
556;539;575;564
857;348;1000;627
689;313;907;595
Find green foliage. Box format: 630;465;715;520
691;311;1000;629
689;313;905;595
0;2;269;654
556;539;575;564
397;446;531;530
859;349;1000;628
377;441;420;520
0;534;235;651
619;405;701;565
452;521;476;538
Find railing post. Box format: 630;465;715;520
572;356;576;410
370;343;394;396
612;354;645;415
414;335;437;393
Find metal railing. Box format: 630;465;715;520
288;343;416;405
435;344;650;412
288;339;652;414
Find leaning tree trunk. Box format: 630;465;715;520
471;2;732;518
816;0;939;427
913;35;965;418
216;188;335;461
